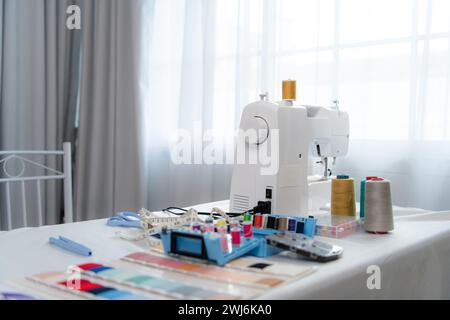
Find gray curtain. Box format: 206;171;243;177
0;0;81;229
74;0;147;221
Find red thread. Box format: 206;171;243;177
231;229;241;245
77;263;103;270
58;279;103;291
253;214;262;228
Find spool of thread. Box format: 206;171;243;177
216;219;227;233
216;219;226;228
253;214;262;228
360;179;366;219
218;218;230;252
262;214;269;228
304;216;317;238
204;217;215;233
243;213;253;238
231;227;241;245
192;223;201;231
243;221;253;238
282;79;296;101
296;220;304;234
364;179;394;234
288;218;297;232
360;176;379;219
277;217;288;231
331;175;356;217
266;216;277;229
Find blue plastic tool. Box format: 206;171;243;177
160;228;285;265
106;211;142;228
160;229;264;266
0;291;36;300
49;236;92;256
249;228;284;257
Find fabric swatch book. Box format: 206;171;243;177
10;251;316;300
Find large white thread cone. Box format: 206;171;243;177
364;180;394;233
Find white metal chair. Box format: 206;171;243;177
0;142;73;230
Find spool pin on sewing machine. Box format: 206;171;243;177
230;80;349;216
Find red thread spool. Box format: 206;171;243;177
243;222;253;238
253;214;262;228
231;228;241;245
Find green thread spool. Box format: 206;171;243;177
360;179;366;219
361;177;381;219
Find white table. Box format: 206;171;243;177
1;200;450;299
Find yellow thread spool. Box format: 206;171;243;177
282;80;296;101
331;176;356;217
277;217;288;231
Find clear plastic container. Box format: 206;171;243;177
315;214;360;238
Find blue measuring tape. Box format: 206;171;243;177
106;211;142;228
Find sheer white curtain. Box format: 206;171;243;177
140;0;450;211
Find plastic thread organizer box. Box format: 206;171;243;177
160;228;284;266
314;215;359;238
160;215;318;266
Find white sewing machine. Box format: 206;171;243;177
230;80;349;216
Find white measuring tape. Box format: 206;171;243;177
115;207;233;244
139;208;200;234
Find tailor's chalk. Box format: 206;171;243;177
49;236;92;256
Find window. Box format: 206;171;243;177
144;0;450;141
212;0;450;140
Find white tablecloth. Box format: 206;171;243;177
1;200;450;299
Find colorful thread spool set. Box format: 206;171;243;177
187;210;317;249
188;216;253;249
228;214;254;247
331;174;394;234
161;212;317;265
252;213;316;238
187;211;316;246
331;175;356;217
361;177;394;234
